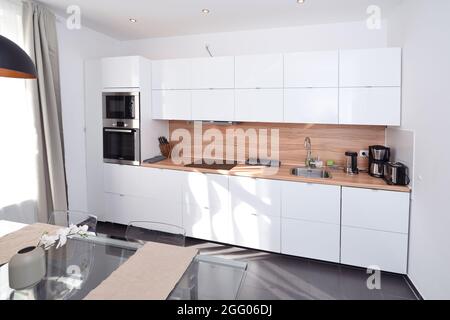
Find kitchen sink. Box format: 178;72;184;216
291;168;332;179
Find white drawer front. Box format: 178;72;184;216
183;173;229;211
104;193;182;227
104;165;183;201
282;181;341;224
341;226;408;274
342;187;410;233
231;211;281;253
230;176;281;218
183;205;233;243
282;218;340;263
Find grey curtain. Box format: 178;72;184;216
22;1;67;222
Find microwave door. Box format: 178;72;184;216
103;92;140;121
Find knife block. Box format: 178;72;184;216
159;143;173;159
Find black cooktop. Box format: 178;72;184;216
184;160;238;171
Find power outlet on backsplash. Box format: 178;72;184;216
360;150;369;158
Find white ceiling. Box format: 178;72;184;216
38;0;402;41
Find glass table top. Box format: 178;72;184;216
0;234;247;300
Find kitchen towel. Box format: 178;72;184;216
84;242;198;300
0;223;60;265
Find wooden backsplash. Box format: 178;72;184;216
168;121;386;168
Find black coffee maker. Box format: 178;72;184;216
369;145;391;178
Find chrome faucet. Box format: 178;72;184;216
304;137;313;167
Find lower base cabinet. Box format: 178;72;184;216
183;205;233;243
102;165;411;274
341;226;408;274
282;219;340;263
104;192;182;227
231;212;281;252
229;176;282;252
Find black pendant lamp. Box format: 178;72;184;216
0;35;37;79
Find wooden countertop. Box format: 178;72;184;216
141;159;411;193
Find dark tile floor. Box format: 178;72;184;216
97;222;420;300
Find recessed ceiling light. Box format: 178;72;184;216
297;0;305;4
202;9;210;14
129;18;137;23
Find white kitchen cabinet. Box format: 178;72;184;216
104;192;182;226
229;176;281;252
235;89;283;123
281;181;341;225
235;54;283;88
191;57;235;89
182;173;233;243
104;164;183;201
102;56;142;88
339;87;401;126
232;210;280;252
183;205;233;243
151;90;191;120
230;176;282;218
342;187;410;234
339;48;402;87
341;187;410;274
191;89;235;121
341;226;408;274
282;219;340;263
151;59;191;90
284;51;339;88
183;172;229;212
284;88;339;124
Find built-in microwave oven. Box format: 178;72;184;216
103;128;140;166
103;92;140;128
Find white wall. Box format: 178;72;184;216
57;19;120;212
119;21;388;59
387;0;450;299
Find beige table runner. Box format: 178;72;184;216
0;223;60;265
84;242;198;300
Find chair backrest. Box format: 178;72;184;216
48;211;98;234
125;221;186;247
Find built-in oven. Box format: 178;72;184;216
103;92;140;128
103;91;141;166
103;128;140;166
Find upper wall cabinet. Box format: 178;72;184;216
102;56;142;88
284;51;339;88
190;57;235;89
235;54;283;88
340;48;402;87
191;90;235;121
284;88;339;124
151;59;191;90
235;89;284;123
152;90;191;120
339;87;401;126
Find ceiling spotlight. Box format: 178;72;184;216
202;9;210;14
297;0;305;3
129;18;137;23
